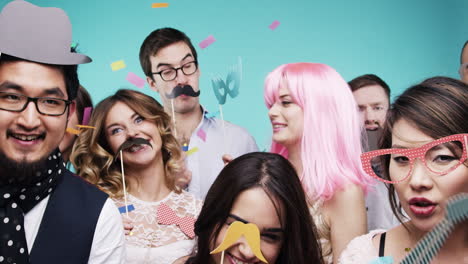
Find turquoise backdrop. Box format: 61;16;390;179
1;0;466;149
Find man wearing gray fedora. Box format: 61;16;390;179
0;1;125;263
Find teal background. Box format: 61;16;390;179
1;0;466;149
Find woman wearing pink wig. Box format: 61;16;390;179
264;63;372;263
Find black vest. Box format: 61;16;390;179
29;170;108;264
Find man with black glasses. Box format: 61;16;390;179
0;1;124;263
139;28;258;199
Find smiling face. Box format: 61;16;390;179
390;119;468;232
268;83;304;149
211;187;284;264
104;101;162;169
0;60;74;164
352;84;389;131
147;41;200;114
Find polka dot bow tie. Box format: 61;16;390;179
157;203;196;239
0;150;64;264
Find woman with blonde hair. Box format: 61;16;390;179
72;89;201;264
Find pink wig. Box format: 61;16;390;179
264;63;371;201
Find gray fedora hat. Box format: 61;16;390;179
0;0;91;65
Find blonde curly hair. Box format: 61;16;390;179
71;89;183;197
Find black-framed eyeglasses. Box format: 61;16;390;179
0;92;72;116
152;61;198;82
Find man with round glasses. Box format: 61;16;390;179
0;1;125;263
139;28;258;199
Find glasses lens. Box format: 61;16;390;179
182;62;197;75
161;69;176;81
38;98;67;115
373;153;411;182
0;93;25;111
425;140;464;174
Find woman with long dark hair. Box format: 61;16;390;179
187;152;323;264
340;77;468;263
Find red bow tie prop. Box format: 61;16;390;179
157;203;196;239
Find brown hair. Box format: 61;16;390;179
348;74;390;103
461;40;468;64
379;76;468;223
139;27;198;80
71;89;182;197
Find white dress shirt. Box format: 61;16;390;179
187;107;258;199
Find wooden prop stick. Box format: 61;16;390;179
171;99;178;138
219;104;227;154
120;149;129;218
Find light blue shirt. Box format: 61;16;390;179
186;107;258;199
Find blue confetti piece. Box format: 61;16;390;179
369;256;394;264
182;143;189;152
118;204;135;214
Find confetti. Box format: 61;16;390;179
197;128;206;142
126;72;146;88
182;143;189;152
66;127;81;135
405;247;411;252
81;106;92;125
152;3;169;8
199;35;216;49
269;20;280;30
111;60;126;71
186;147;199;156
118;204;135;214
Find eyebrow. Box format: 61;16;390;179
156;54;193;69
228;214;284;233
0;81;66;98
106;112;138;130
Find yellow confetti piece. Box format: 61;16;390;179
405;247;411;252
186;147;199;156
110;60;126;71
66;127;81;135
152;3;169;8
76;125;96;129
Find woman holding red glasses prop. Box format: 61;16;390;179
340;77;468;264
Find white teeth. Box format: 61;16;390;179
14;134;40;141
273;124;286;128
128;145;144;153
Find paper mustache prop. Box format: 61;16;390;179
115;137;152;217
115;137;152;157
210;221;268;263
165;84;200;99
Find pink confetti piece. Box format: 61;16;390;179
197;128;206;142
269;20;280;30
199;35;216;49
82;107;92;125
126;72;146;88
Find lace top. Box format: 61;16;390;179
338;229;386;264
310;200;333;264
113;191;202;264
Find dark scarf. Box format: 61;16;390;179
0;149;65;264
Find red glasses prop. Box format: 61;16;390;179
361;134;468;184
